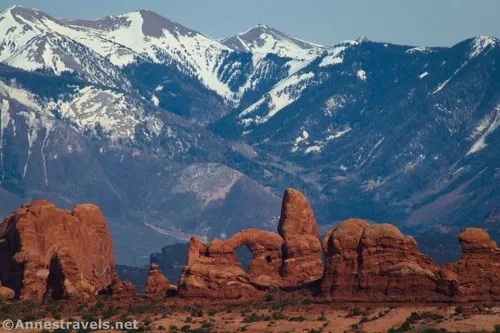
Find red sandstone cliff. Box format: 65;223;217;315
0;201;117;301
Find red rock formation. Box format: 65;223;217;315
438;228;500;301
0;201;116;301
4;193;498;304
279;189;323;288
322;219;441;301
178;231;281;299
178;188;323;298
145;264;176;297
321;219;369;297
0;283;15;301
322;220;500;302
107;273;136;296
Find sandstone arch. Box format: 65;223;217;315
178;189;324;298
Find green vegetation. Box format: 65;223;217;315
242;312;270;323
265;294;274;302
388;312;445;333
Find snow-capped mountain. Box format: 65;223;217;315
213;35;500;236
1;5;500;264
221;24;326;60
64;10;242;100
0;6;131;89
0;6;327;120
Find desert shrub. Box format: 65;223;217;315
271;311;287;320
346;307;362;317
102;306;119;319
242;312;270;322
418;329;447;333
317;311;327;321
388;312;445;333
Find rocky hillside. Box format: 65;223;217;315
213;36;500;232
0;63;285;265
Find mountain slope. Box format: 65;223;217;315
213;36;500;230
0;64;289;265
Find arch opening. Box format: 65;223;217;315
235;246;253;272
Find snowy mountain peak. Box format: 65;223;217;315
136;9;204;38
469;35;499;58
356;36;371;43
2;4;54;24
221;24;326;60
64;9;202;39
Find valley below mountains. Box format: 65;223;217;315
0;5;499;265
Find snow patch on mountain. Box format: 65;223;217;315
239;72;315;126
357;69;367;81
291;130;309;152
151;94;160;106
469;36;499;59
433;62;468;94
327;126;352;141
467;104;500;155
305;145;322;154
291;125;352;155
46;86;152;141
406;46;434;54
0;99;10;183
319;46;346;67
419;72;429;79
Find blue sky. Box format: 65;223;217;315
1;0;499;47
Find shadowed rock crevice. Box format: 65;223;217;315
0;221;25;298
44;254;65;301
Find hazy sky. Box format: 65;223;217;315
1;0;499;47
